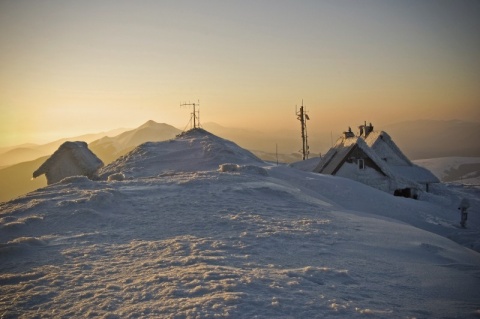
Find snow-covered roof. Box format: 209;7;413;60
314;135;389;177
33;141;103;180
364;131;411;165
320;144;354;175
98;128;264;179
389;165;440;184
313;130;439;186
364;131;439;183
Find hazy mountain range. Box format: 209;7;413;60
379;119;480;159
88;120;181;164
0;119;479;202
413;157;480;184
0;128;127;168
208;119;480;161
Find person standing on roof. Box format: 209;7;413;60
458;198;470;228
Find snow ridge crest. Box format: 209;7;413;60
98;128;264;179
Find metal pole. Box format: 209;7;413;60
276;143;278;166
300;103;306;160
193;103;196;129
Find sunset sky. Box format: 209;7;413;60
1;0;479;147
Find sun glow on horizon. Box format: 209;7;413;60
1;1;479;147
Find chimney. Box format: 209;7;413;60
365;122;374;137
344;126;355;138
359;121;374;137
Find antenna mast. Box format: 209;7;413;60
296;99;310;160
180;100;200;129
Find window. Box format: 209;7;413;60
358;159;365;170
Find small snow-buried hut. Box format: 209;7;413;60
313;123;439;198
33;141;104;185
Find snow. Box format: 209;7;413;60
1;129;480;318
364;131;410;166
359;132;439;186
33;141;103;185
97;128;263;179
289;157;320;172
414;157;480;184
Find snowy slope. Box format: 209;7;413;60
1;129;480;318
414;157;480;184
289;157;321;171
97;128;263;179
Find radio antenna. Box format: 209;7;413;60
295;99;310;160
180;100;201;129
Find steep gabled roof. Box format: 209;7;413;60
316;142;354;175
364;131;439;183
364;131;411;165
314;135;390;177
33;141;103;179
388;165;439;184
313;131;440;186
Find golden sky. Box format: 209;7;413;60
1;0;479;147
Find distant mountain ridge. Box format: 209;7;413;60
0;127;128;167
379;119;480;159
414;156;480;184
3;119;477;168
206;119;480;161
89;121;181;164
0;156;48;203
0;147;47;168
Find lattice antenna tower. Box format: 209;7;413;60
296;99;310;160
180;100;201;129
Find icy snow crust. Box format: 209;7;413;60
1;129;480;318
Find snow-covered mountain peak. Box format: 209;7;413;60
97;128;264;179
